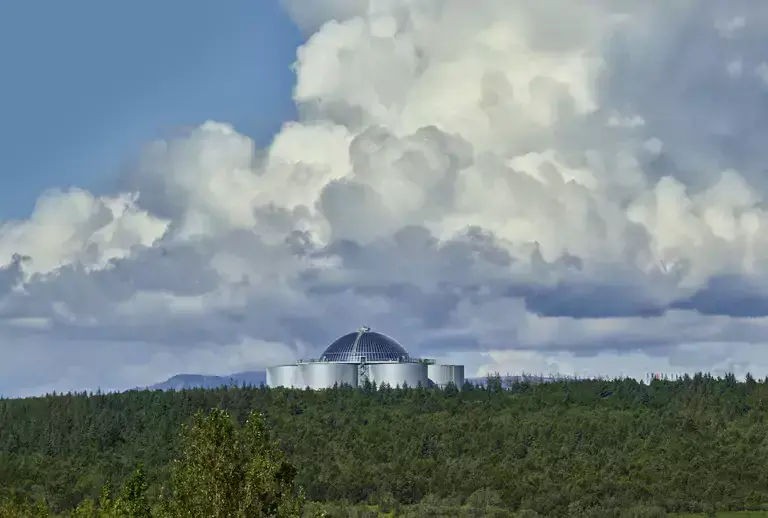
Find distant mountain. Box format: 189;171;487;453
227;371;269;386
144;371;266;391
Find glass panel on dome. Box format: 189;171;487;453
319;329;409;362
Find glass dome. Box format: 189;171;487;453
320;327;410;363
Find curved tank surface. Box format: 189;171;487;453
266;365;300;388
366;362;428;388
299;362;358;390
320;327;410;363
428;364;465;388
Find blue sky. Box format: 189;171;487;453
0;0;301;219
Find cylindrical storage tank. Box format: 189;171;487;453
267;365;300;388
367;362;428;388
298;362;358;390
428;364;465;388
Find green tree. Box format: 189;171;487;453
70;497;98;518
165;408;303;518
0;492;51;518
114;465;151;518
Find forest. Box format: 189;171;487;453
1;373;768;517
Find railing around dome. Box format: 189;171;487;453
298;357;435;365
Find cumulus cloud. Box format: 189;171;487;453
4;0;768;395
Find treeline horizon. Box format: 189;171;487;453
3;370;753;401
1;371;768;516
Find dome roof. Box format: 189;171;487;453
320;327;410;363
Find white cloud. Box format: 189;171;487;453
4;0;768;395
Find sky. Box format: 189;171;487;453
2;0;768;397
0;0;300;218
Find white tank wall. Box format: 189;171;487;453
298;362;358;389
267;365;300;388
268;361;464;390
367;362;428;388
428;364;465;388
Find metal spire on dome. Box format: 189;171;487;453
351;326;370;359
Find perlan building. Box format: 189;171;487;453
267;327;464;390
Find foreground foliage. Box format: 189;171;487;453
1;373;768;516
0;408;304;517
164;408;303;518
